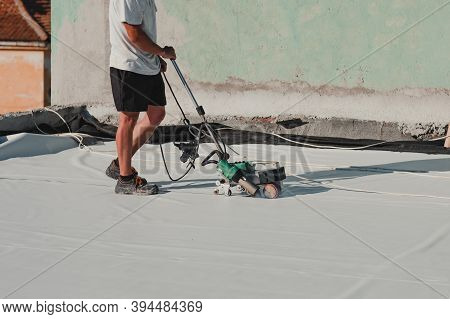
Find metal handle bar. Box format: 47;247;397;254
170;60;226;155
171;60;201;115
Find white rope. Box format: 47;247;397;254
29;108;450;186
292;175;450;201
429;136;448;142
268;132;389;150
216;128;449;151
31;108;87;149
42;107;72;133
283;161;450;179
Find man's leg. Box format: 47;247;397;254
116;112;140;176
114;110;159;196
131;106;166;156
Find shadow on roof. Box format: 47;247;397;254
0;133;77;161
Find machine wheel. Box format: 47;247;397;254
226;189;232;197
263;183;280;199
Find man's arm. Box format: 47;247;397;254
123;23;176;60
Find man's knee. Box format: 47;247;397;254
147;107;166;126
119;112;140;127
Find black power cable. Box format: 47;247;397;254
160;72;205;181
163;72;191;126
161;71;236;181
163;71;229;155
159;144;194;182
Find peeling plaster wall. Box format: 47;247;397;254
51;0;112;107
51;0;450;126
0;50;46;114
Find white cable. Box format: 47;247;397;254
429;136;448;142
31;109;87;148
283;161;450;179
216;128;449;151
189;124;240;156
273;132;390;150
33;108;447;153
29;108;450;184
30;108;102;152
292;175;450;201
335;166;450;179
42;107;72;133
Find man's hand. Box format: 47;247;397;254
123;23;176;61
159;57;167;72
160;46;176;60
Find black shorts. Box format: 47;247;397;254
110;67;167;112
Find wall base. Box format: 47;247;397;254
1;105;448;147
85;104;448;142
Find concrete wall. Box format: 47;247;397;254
51;0;111;107
0;49;47;114
51;0;450;128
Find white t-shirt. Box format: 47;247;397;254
109;0;161;75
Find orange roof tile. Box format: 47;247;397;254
0;0;48;43
22;0;50;35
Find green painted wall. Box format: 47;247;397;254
51;0;85;37
163;0;450;91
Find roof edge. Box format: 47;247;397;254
13;0;48;42
0;40;48;49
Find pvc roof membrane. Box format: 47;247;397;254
1;133;449;298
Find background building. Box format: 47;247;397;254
51;0;450;140
0;0;50;115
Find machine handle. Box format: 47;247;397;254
201;150;224;167
171;60;201;110
170;60;227;156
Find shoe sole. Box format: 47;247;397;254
115;186;159;196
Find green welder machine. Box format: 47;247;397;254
162;61;287;199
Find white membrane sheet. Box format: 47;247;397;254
0;133;449;298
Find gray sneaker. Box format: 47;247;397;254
106;159;137;180
115;175;159;196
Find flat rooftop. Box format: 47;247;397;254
1;133;449;298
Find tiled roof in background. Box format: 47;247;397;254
22;0;50;35
0;0;49;43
